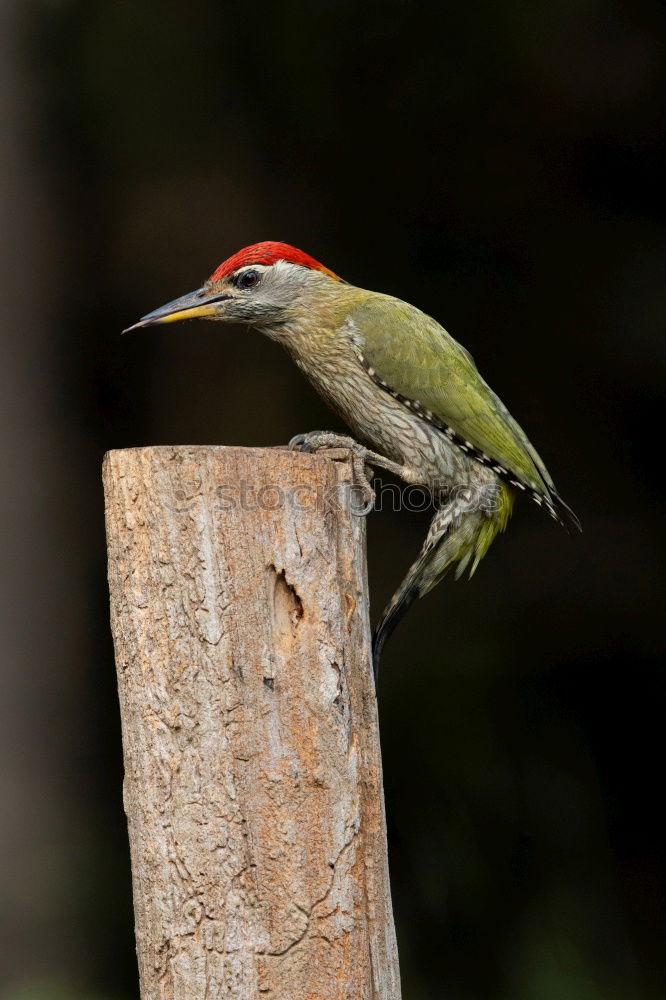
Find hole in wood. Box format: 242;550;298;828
268;564;304;657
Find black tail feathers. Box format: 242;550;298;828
371;582;419;684
551;490;582;534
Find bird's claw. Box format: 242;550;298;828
288;431;376;510
288;432;310;452
289;430;356;454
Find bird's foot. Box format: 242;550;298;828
289;431;381;510
289;430;359;455
289;432;413;478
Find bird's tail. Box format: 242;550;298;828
372;485;514;678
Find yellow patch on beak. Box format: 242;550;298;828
151;303;221;324
122;288;227;333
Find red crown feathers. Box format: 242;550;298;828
209;242;340;282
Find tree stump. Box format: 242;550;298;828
103;445;401;999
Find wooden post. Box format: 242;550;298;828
103;446;401;1000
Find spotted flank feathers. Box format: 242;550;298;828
359;354;575;528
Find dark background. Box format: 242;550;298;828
1;1;664;998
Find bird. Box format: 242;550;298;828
125;241;579;678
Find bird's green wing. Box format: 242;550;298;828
350;293;557;497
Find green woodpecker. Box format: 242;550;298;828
126;241;579;676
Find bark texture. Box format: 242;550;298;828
103;445;401;999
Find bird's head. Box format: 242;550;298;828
124;242;344;337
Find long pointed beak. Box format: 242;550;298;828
123;288;231;333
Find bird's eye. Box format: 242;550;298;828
237;269;260;290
